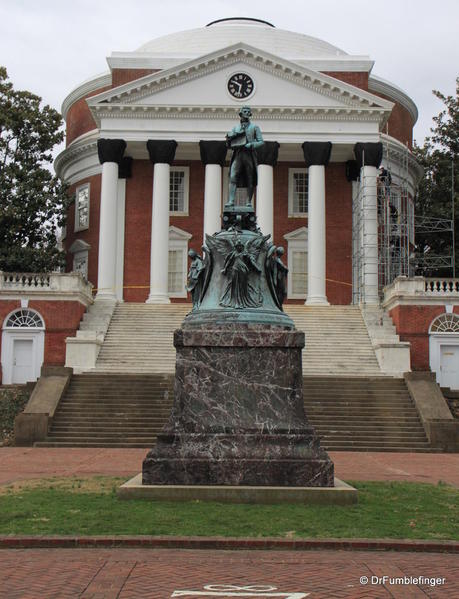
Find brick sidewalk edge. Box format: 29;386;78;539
0;536;457;553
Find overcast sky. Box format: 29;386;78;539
1;0;458;151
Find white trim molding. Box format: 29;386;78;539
169;166;190;215
288;168;309;217
61;72;112;121
168;225;192;298
369;75;418;125
284;227;308;299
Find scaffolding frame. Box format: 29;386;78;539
352;143;413;304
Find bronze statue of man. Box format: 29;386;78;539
226;105;264;207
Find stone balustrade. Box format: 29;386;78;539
0;271;94;304
424;278;459;294
383;276;459;310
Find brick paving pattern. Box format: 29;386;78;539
0;448;457;597
1;448;459;487
0;548;456;598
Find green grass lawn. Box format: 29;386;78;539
0;477;457;540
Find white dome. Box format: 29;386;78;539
136;18;348;60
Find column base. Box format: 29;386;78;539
305;296;330;306
95;291;117;303
145;293;171;304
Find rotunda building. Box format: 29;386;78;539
56;17;420;307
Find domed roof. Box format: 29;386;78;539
136;18;348;60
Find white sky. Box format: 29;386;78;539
1;0;458;150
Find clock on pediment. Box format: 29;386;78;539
227;73;254;100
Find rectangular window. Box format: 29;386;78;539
169;167;189;215
168;249;184;294
291;250;308;296
288;169;308;216
75;183;90;231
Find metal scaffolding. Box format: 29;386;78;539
352;144;413;304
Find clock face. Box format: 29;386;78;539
227;73;254;99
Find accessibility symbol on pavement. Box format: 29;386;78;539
171;583;310;598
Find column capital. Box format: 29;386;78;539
256;141;280;166
119;157;133;179
302;141;332;167
199;140;227;166
345;160;360;182
97;139;126;165
147;140;177;165
354;142;383;168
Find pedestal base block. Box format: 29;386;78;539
143;325;334;488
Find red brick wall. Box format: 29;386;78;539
325;164;353;304
123;159;152;302
65;160;353;305
123;160;205;303
0;300;86;382
66;70;161;146
111;68;158;87
371;92;414;148
322;71;369;91
63;174;101;290
65;86;111;146
272;162;352;305
322;72;414;148
389;304;459;370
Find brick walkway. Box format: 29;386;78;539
0;547;456;598
1;448;458;598
1;447;458;487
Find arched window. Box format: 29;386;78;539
4;309;45;329
429;313;459;334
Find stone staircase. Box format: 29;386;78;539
288;305;382;376
94;303;382;376
37;303;434;450
303;376;432;452
37;373;432;451
94;304;189;373
36;373;174;448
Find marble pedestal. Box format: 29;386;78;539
143;325;334;487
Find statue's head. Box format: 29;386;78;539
277;246;285;256
188;249;197;259
239;105;252;120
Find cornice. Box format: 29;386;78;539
90;103;387;126
369;75;418;124
107;52;374;73
88;43;393;113
54;135;99;180
61;72;112;121
380;133;423;184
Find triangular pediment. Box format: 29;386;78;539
169;225;192;241
88;43;392;121
284;227;308;242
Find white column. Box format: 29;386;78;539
351;179;360;304
256;164;274;238
203;164;222;239
306;164;329;305
115;179;126;302
146;163;171;304
361;165;379;304
96;161;119;301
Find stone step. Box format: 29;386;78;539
35;442;154;448
318;432;428;441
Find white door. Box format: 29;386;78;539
440;344;459;390
12;339;34;384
